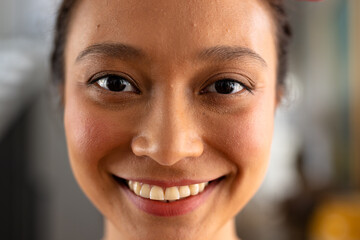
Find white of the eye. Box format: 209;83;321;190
97;77;135;92
207;81;244;94
97;78;108;89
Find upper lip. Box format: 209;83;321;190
112;175;223;188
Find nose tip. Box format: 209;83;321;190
131;132;204;166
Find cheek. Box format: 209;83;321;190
65;109;109;164
199;94;276;220
205;97;275;173
64;97;133;171
235;107;274;162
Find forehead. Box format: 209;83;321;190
66;0;275;69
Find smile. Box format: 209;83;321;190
127;180;209;202
113;175;224;217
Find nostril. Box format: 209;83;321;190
131;137;204;167
189;138;204;157
131;130;204;166
131;135;156;157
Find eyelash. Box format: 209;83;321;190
89;73;254;95
89;73;140;93
202;79;253;95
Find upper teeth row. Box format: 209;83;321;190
128;180;209;201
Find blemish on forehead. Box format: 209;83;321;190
96;24;101;29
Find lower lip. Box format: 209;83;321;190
119;180;220;217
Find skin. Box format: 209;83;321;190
63;0;278;239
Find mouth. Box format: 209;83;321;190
113;175;225;216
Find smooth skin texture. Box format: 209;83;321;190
64;0;278;239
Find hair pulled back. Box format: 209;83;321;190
51;0;292;88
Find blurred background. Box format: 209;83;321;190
0;0;359;239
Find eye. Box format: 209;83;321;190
95;75;137;92
205;79;246;95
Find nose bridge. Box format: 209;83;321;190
131;84;204;166
162;85;187;135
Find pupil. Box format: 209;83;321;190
106;76;127;92
215;80;235;94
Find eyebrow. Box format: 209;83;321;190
199;45;267;67
76;43;267;67
75;43;144;62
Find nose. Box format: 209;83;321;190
131;89;204;166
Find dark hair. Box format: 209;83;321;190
265;0;293;88
51;0;77;87
51;0;292;88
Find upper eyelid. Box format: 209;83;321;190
89;72;139;88
88;73;142;95
202;79;250;94
88;72;128;83
87;71;254;92
201;73;254;92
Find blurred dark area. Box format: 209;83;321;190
0;109;37;240
0;0;359;240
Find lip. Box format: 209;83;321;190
115;176;223;217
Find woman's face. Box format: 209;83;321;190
64;0;277;239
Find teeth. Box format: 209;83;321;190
165;187;180;201
133;182;141;195
150;186;164;200
140;184;151;198
179;186;191;198
127;180;210;202
128;180;134;190
189;184;200;195
199;183;206;192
